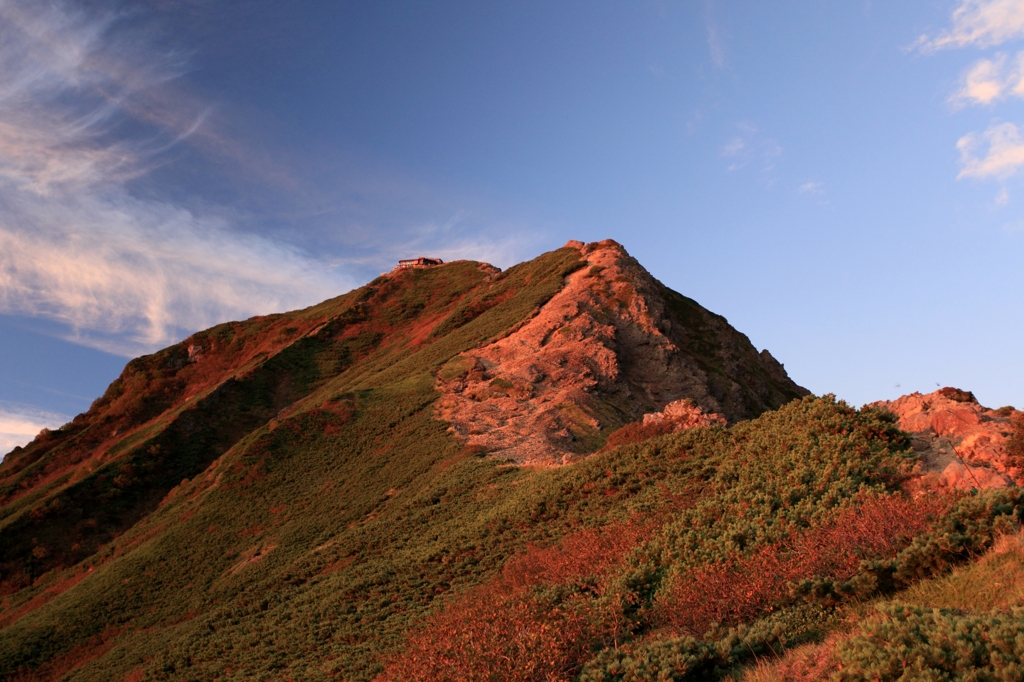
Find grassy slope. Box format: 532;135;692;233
2;388;935;680
0;250;582;592
0;247;587;679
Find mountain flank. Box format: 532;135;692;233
1;241;1022;681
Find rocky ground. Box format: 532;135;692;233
869;387;1020;490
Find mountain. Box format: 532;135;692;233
0;240;1021;681
0;239;805;593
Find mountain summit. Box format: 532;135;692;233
437;239;806;464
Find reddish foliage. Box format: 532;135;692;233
1007;413;1024;480
602;420;675;451
379;522;650;682
657;494;948;635
500;523;647;591
7;625;124;681
0;566;94;629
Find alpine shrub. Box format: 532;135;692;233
834;603;1024;681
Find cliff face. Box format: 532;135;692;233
869;388;1021;490
435;240;808;464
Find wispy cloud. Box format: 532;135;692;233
798;181;825;195
0;402;68;456
916;0;1024;51
382;211;545;273
722;137;745;158
0;191;357;355
721;124;781;172
0;1;196;194
703;2;726;68
956;122;1024;179
0;1;356;356
951;53;1024;106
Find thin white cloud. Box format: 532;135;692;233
386;211;544;272
0;402;68;456
917;0;1024;51
996;187;1010;204
798;181;825;195
721;125;781;173
0;1;357;357
951;52;1024;106
700;0;726;68
705;19;726;68
722;137;745;157
0;1;195;194
956;121;1024;179
0;190;357;356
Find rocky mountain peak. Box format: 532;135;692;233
435;239;807;464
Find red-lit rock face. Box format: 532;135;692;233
641;399;727;432
869;389;1019;490
434;240;804;465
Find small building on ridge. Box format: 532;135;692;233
397;257;444;269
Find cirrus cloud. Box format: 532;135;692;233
0;402;68;456
0;190;357;356
917;0;1024;51
0;0;357;356
956;121;1024;179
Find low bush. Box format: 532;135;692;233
834;603;1024;681
937;387;977;403
578;603;837;682
658;493;945;635
379;522;649;681
1006;412;1024;481
601;420;676;451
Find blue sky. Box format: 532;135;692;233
2;0;1023;451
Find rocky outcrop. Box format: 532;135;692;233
435;239;807;465
641;399;727;432
869;388;1020;490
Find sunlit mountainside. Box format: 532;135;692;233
2;241;1023;681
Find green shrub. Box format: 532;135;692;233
835;603;1024;681
578;603;837;681
891;489;1024;585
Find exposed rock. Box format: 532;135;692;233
641;399;727;432
435;239;807;465
869;388;1018;491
